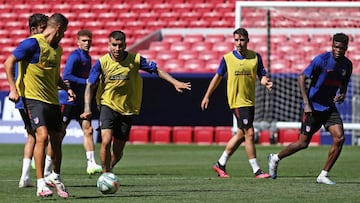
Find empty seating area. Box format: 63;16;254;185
1;0;360;91
129;125;236;145
140;33;360;73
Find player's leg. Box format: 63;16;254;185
19;107;36;187
269;112;321;179
316;111;344;185
110;117;131;171
100;129;113;173
81;119;102;174
243;127;270;178
44;105;68;198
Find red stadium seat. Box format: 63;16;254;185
204;34;225;43
184;59;206;72
206;59;221;72
177;50;199;61
129;126;150;144
138;50;157;60
156;50;178;61
153;3;172;12
170;42;192;52
162;34;183;43
258;130;271;145
198;51;221;61
149;41;171;51
183;34;204;43
172;126;193;144
214;126;232;145
193;126;214;145
212;42;234;53
289;34;310;44
277;128;299;145
180;12;201;22
150;126;172;144
191;42;213;52
163;59;185;73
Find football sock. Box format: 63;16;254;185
248;158;260;173
273;154;280;162
21;158;31;179
86;151;96;165
44;155;52;176
319;170;328;177
218;151;229;166
37;178;46;190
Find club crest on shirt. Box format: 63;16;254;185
242;119;248;125
306;125;311;132
33;117;40;125
342;69;346;76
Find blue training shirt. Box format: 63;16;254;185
303;51;352;111
59;48;91;106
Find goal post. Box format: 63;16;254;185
232;1;360;144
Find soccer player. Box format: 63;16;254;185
17;13;48;188
80;30;191;173
201;28;272;178
55;29;102;175
268;33;352;184
4;13;74;198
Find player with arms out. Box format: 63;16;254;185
201;28;272;178
17;13;48;188
268;33;352;184
50;29;102;175
80;30;191;173
4;13;74;198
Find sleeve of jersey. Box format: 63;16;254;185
216;57;226;76
88;60;101;84
303;56;321;78
12;38;39;61
139;56;157;73
256;53;267;77
63;52;87;84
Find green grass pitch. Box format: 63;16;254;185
0;144;359;203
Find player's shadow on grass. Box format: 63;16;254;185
72;194;173;200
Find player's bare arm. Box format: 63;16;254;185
156;68;191;93
80;82;94;119
201;74;222;111
4;55;20;103
260;76;273;91
298;73;312;113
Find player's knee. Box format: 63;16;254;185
83;126;93;137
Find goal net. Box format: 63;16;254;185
234;1;360;143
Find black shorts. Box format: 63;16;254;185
61;104;86;126
300;109;343;136
99;105;133;141
25;98;62;132
232;106;255;129
18;108;35;137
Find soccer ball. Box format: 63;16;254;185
96;172;120;194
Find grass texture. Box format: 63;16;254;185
0;144;359;203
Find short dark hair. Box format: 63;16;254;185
333;33;349;46
48;13;68;28
28;13;48;31
77;29;92;39
109;30;126;42
233;27;249;39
